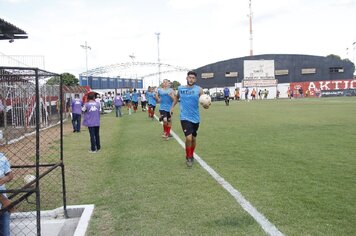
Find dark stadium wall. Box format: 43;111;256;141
194;54;355;89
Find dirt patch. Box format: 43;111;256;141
0;120;72;166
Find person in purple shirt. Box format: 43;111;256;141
71;94;83;132
82;92;101;153
113;93;124;117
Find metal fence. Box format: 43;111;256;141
0;67;66;235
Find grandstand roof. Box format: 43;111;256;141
0;18;28;41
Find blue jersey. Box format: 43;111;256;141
125;93;131;101
147;91;157;106
224;88;230;97
178;85;201;123
146;91;151;105
132;92;138;102
158;88;174;112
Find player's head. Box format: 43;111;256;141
162;79;169;88
74;94;79;98
87;92;95;101
186;71;197;86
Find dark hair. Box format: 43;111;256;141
74;94;79;98
87;92;95;100
187;71;197;77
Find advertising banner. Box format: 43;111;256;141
243;60;275;80
243;79;278;87
290;79;356;97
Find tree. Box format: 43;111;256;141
171;80;181;90
46;72;79;86
326;54;341;60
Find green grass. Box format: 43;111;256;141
63;97;356;235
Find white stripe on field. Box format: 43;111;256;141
168;126;284;236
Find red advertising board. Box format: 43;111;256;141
290;79;356;97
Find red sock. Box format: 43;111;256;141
185;146;193;159
166;126;171;136
163;124;167;134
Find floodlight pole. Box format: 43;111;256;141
353;42;356;70
80;41;91;85
155;32;161;86
129;53;136;80
248;0;253;56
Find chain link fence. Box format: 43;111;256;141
0;67;66;235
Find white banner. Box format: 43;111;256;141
243;79;278;87
244;60;275;80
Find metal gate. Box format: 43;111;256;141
0;67;66;236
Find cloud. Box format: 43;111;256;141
0;0;29;3
167;0;217;9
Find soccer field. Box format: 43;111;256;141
64;97;356;235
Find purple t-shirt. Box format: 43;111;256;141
71;98;83;115
83;101;100;127
114;95;123;106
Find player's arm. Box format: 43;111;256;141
0;171;14;212
155;92;160;103
199;88;204;96
169;91;176;115
172;90;179;108
0;171;13;186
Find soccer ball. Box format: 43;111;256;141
199;94;211;108
24;174;36;184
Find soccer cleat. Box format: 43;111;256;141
162;133;167;138
186;157;194;167
88;149;97;153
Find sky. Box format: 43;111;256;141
1;0;355;86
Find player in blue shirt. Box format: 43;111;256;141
124;90;132;115
155;79;176;140
173;71;205;167
147;87;157;120
131;89;139;113
223;87;230;106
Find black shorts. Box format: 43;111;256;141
181;120;199;137
149;104;156;110
132;101;138;107
159;110;171;122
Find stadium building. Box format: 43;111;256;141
194;54;355;99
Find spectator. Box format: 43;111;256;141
0;152;14;236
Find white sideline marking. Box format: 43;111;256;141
168;126;284;236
